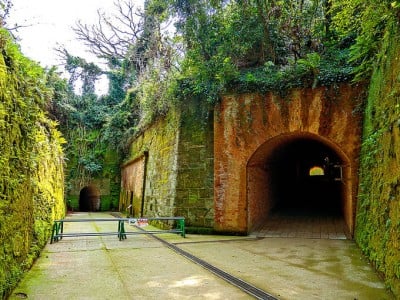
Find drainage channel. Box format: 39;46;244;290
134;226;279;300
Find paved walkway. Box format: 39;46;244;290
9;212;394;300
254;212;350;239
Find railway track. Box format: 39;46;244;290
134;226;279;300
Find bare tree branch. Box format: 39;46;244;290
0;0;12;26
0;0;35;39
72;0;144;61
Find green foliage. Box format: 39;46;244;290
330;0;400;81
103;98;138;153
220;47;352;96
297;53;321;88
64;0;358;139
0;29;65;298
50;49;125;211
147;0;354;105
135;58;180;126
62;50;103;95
50;53;114;189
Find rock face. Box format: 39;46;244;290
214;84;365;234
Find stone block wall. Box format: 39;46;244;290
175;102;214;227
123;102;215;227
124;110;181;218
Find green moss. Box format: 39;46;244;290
0;29;65;298
63;125;121;212
185;227;215;235
100;195;119;211
67;196;79;211
356;21;400;297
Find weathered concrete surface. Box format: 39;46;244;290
9;213;393;300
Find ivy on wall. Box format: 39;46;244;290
45;52;122;212
0;29;65;298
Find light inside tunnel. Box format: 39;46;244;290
267;138;343;214
309;166;324;176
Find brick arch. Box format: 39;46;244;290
246;132;353;235
213;85;363;235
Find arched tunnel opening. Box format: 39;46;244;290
247;134;351;237
269;138;343;215
79;185;101;212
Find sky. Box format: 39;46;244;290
7;0;144;94
8;0;123;68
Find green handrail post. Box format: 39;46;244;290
50;221;62;243
117;220;119;240
178;218;185;238
50;222;57;244
118;220;127;240
60;221;64;240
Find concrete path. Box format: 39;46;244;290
9;212;394;300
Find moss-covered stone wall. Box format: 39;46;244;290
65;128;120;212
124;108;181;218
175;100;214;227
124;101;214;227
356;22;400;297
0;30;65;298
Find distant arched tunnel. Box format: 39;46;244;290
247;133;350;233
79;185;101;212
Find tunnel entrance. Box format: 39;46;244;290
79;185;101;212
270;139;343;215
247;133;352;238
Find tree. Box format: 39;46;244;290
0;0;33;37
330;0;400;80
0;0;12;27
73;0;145;64
56;48;103;96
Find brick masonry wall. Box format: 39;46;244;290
214;84;365;233
124;84;364;232
120;156;146;216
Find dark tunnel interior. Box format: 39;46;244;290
267;138;344;216
79;185;100;212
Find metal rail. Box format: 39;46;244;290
50;217;277;299
50;217;185;243
134;225;279;300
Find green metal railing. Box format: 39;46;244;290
50;217;185;243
